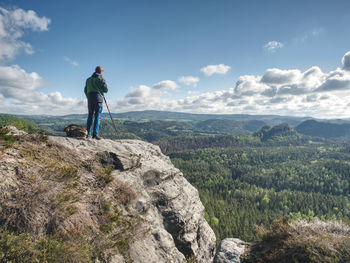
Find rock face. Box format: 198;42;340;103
214;238;248;263
0;128;216;263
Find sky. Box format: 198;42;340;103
1;0;350;118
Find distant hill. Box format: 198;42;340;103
8;111;350;141
254;123;304;142
7;110;313;127
296;119;350;138
243;120;267;132
194;119;248;134
109;110;310;126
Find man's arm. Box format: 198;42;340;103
99;77;108;93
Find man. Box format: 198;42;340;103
84;66;108;140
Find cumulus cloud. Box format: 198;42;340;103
263;41;284;52
316;73;350;92
261;68;301;84
152;80;178;90
234;75;269;96
178;76;200;87
342;51;350;71
0;64;45;97
0;64;85;115
126;85;151;98
117;80;180;111
0;7;85;115
200;64;230;76
110;51;350;119
0;7;51;62
63;56;79;67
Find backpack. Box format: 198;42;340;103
64;124;87;138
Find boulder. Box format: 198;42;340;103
214;238;248;263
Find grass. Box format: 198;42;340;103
53;189;80;215
98;167;114;184
186;255;199;262
0;228;91;263
51;165;80;181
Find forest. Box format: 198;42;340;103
167;129;350;243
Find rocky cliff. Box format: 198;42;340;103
0;127;216;263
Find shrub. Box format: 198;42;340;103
0;127;16;149
244;217;350;263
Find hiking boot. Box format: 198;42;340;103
93;135;102;140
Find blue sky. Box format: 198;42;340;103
1;0;350;118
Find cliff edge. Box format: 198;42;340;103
0;127;216;263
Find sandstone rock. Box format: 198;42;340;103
214;238;248;263
0;128;216;263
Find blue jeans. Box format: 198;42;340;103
87;102;102;137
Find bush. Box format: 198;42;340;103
244;217;350;263
0;127;16;149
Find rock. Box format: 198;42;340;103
214;238;248;263
3;125;27;136
0;128;216;263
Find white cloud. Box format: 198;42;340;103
263;41;284;52
342;51;350;71
261;68;301;84
178;76;200;87
110;51;350;119
0;64;45;96
117;80;179;111
0;7;85;115
63;56;79;67
316;71;350;92
234;75;269;97
152;80;178;90
200;64;230;76
126;85;151;98
0;7;51;62
295;28;324;44
0;64;86;115
4;49;350;119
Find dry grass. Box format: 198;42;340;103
114;180;137;207
0;180;51;235
243;217;350;263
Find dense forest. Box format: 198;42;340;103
167;126;350;243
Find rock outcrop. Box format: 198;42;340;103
0;127;216;263
214;238;248;263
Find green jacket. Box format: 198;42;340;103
84;72;108;98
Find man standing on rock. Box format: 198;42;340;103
84;66;108;140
